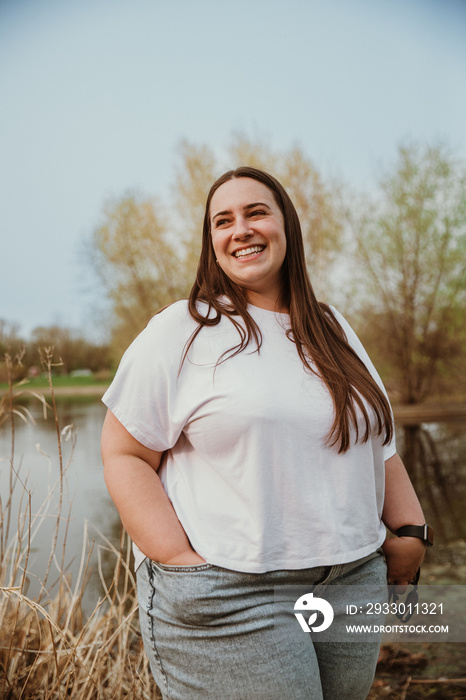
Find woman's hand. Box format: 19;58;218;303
382;536;426;592
161;549;207;566
382;453;428;592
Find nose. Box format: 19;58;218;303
232;215;253;240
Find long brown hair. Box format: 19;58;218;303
187;166;393;454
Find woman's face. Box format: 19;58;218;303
209;177;287;310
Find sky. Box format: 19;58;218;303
1;0;466;339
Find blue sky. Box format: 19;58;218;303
1;0;466;338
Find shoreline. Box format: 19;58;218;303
392;402;466;424
3;384;465;423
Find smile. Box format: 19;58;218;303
233;245;266;259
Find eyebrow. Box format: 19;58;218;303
212;202;272;221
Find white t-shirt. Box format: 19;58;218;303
102;300;396;573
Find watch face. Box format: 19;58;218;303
425;525;434;547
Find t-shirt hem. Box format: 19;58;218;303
132;536;386;574
383;443;397;461
102;395;168;452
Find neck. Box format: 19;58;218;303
245;289;289;314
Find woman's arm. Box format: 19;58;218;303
101;410;205;566
382;452;427;586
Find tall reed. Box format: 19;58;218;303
0;351;160;699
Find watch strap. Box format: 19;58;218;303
396;524;434;547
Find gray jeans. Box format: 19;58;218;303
136;550;386;700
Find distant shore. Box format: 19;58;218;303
29;384;109;397
2;382;465;424
391;402;466;424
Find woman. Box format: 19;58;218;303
101;167;429;699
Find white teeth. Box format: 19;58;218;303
234;245;265;258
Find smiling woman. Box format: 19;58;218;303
101;166;429;700
210;177;287;311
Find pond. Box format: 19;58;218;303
1;397;465;611
0;399;113;609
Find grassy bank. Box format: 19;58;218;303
0;374;111;392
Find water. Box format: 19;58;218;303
1;398;465;610
396;421;466;546
0;398;117;609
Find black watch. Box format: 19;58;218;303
396;524;434;547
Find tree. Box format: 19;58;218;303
350;143;466;403
0;320;23;358
171;139;218;285
30;325;111;374
90;193;186;356
0;320;26;382
87;135;345;358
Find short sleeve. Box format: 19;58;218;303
329;306;397;460
102;302;192;452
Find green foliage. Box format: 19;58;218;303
350;143;466;403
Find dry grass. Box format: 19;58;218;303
0;351;160;699
3;351;464;699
